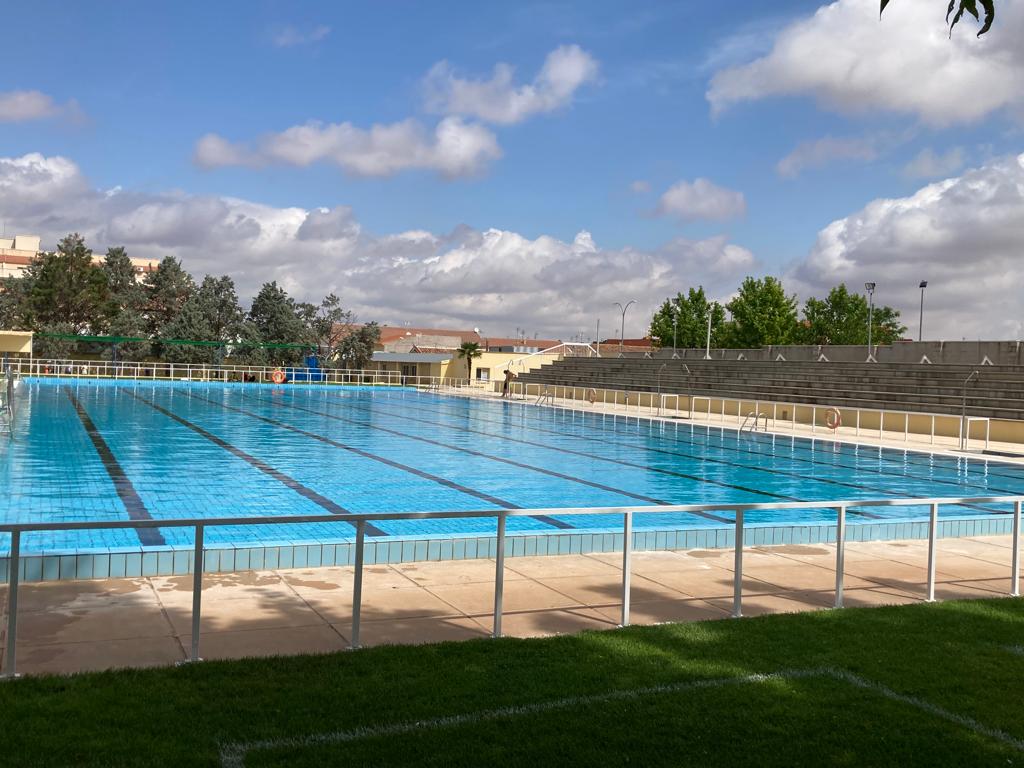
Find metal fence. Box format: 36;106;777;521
2;495;1021;678
506;381;993;450
9;358;475;391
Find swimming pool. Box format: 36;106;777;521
1;379;1019;578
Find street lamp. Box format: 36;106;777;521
864;282;876;353
671;309;680;359
704;305;716;360
614;300;636;358
918;280;928;342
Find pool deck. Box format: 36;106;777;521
2;534;1018;676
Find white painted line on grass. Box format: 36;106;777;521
219;666;1024;767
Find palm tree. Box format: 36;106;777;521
456;341;482;382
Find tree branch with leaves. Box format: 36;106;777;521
881;0;995;36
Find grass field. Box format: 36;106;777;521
2;597;1022;767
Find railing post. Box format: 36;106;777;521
2;530;20;678
732;511;744;618
621;511;632;627
351;520;365;649
834;505;846;608
493;513;506;638
1012;500;1021;597
190;524;204;662
926;502;939;602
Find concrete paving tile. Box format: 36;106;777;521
705;590;833;618
162;593;328;635
920;554;1014;580
16;603;174;644
732;564;877;592
15;578;153;613
640;569;787;599
593;598;729;625
190;625;348;660
11;636;184;675
498;607;616;638
506;555;619;579
354;616;491;647
393;559;526;587
426;579;583;616
151;572;294;606
836;587;923;609
302;584;464;624
534;573;686;608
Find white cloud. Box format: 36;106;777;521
0;90;81;123
423;44;599;124
777;135;880;178
788;153;1024;340
656;178;746;222
902;147;966;179
0;153;757;338
272;24;330;48
707;0;1024;126
194;116;501;179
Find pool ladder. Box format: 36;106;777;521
740;411;768;433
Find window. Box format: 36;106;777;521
476;368;490;381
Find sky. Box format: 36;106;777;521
1;0;1023;341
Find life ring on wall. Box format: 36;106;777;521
270;369;286;384
587;388;598;404
825;408;842;431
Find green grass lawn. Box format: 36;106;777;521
2;598;1023;767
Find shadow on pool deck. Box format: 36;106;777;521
0;534;1018;676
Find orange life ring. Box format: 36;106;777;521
270;369;286;384
825;408;842;430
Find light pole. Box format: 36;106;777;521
704;305;715;360
656;363;667;415
918;280;928;342
595;318;601;357
864;282;876;355
671;310;680;359
614;300;636;358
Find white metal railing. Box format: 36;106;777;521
11;358;475;391
502;381;995;450
1;495;1021;677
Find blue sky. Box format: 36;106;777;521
2;0;1022;339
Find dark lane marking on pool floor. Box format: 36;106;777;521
251;393;737;525
311;393;828;515
187;391;573;530
124;389;388;537
528;406;1014;516
377;394;997;517
65;389;166;547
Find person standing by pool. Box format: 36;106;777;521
502;369;517;398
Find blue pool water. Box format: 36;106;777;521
0;379;1020;557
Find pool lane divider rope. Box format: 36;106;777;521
65;388;166;547
122;389;388;538
245;392;733;526
184;391;574;530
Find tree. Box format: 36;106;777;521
798;284;906;346
25;234;109;333
881;0;994;36
247;282;307;365
722;277;799;348
195;275;245;345
296;294;354;361
337;322;381;369
102;247;146;315
103;309;151;362
34;322;79;359
649;287;727;350
0;275;32;330
161;295;215;364
456;341;483;381
143;256;195;339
